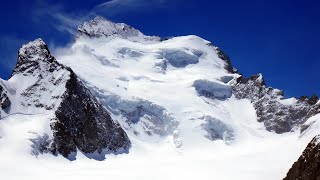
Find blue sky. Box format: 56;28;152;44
0;0;319;98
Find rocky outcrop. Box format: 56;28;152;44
232;74;320;133
283;135;320;180
13;38;55;76
51;69;130;158
205;46;320;133
206;43;237;73
13;39;130;159
0;84;11;114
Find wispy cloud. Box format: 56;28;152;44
31;1;88;35
48;13;83;35
92;0;168;16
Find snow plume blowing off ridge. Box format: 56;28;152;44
0;16;320;180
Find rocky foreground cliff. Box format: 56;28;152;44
283;135;320;180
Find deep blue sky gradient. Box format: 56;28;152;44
0;0;319;98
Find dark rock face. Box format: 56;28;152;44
51;70;130;158
13;38;131;159
283;135;320;180
215;47;235;73
0;85;11;113
207;43;237;73
232;74;320;133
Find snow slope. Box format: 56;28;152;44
0;17;319;180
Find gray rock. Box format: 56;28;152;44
206;43;237;73
51;69;130;159
283;135;320;180
0;85;11;113
232;74;320;133
50;69;130;159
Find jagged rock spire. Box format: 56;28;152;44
17;38;54;65
12;38;55;76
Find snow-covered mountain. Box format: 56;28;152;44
0;16;319;180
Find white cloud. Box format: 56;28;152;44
92;0;168;16
31;1;88;35
48;12;83;35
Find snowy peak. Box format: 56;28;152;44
13;38;55;76
17;38;54;65
77;16;160;42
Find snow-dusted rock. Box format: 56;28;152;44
232;74;320;133
283;134;320;180
77;16;160;43
13;38;55;75
0;84;11;115
211;44;237;73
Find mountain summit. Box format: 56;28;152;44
77;16;160;42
